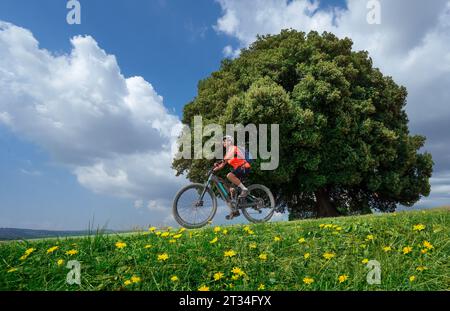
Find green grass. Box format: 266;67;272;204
1;208;449;291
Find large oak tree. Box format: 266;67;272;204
173;30;433;219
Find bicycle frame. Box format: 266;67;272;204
199;170;230;202
198;170;258;208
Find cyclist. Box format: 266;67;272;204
213;135;251;219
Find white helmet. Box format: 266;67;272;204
223;135;234;144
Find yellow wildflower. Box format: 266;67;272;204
304;253;310;259
19;255;28;261
155;231;162;236
303;277;314;285
214;226;221;233
144;244;152;249
409;275;416;282
224;250;237;258
413;224;426;231
57;259;65;266
298;238;306;244
157;253;169;261
47;246;59;254
259;253;268;261
148;226;156;232
115;242;127;249
274;236;281;242
383;246;392;252
420;248;428;254
171;275;179;282
258;284;265;291
403;246;413;254
416;266;427;272
124;280;132;286
213;272;224;281
323;252;336;260
161;232;170;238
362;258;369;264
231;267;245;276
366;235;375;241
198;285;209;291
423;241;433;250
210;237;218;244
66;249;78;256
168;239;176;243
25;248;35;255
249;242;257;249
131;276;141;283
173;234;182;239
222;229;228;235
338;275;349;283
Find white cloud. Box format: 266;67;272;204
19;168;42;176
134;200;144;209
147;200;168;212
215;0;336;48
0;21;185;202
0;111;12;126
223;45;240;58
215;0;450;206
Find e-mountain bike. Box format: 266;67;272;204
172;165;275;229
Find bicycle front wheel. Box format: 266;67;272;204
241;184;275;223
172;183;217;229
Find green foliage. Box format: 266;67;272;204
0;208;448;290
173;29;433;217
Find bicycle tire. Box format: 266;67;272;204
172;183;217;229
241;184;275;223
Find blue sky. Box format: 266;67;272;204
0;0;259;230
0;0;449;230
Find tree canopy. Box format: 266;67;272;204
173;29;433;219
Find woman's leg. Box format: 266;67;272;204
226;172;241;186
227;171;248;197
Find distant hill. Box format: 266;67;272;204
0;228;118;241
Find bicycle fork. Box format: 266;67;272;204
197;175;212;204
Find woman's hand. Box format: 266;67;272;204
213;160;225;172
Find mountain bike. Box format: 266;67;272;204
172;165;276;229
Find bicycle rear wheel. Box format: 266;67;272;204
241;184;275;223
172;183;217;229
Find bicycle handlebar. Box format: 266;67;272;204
208;160;225;176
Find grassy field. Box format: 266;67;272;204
0;208;449;291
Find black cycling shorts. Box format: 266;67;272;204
231;166;250;179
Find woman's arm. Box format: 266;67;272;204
213;160;226;172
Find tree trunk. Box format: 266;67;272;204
314;188;340;218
